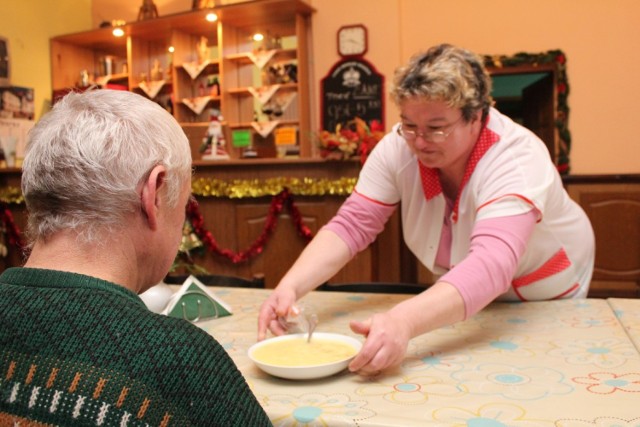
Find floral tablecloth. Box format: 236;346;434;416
194;287;640;426
609;298;640;350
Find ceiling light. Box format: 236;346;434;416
252;33;264;42
111;19;126;37
205;12;218;22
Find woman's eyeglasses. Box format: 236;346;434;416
397;116;464;143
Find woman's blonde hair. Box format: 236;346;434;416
391;44;493;122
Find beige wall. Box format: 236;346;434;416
308;0;640;175
0;0;92;119
7;0;639;174
91;0;186;25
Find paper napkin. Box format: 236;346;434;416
162;275;233;322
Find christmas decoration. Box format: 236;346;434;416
192;176;356;198
0;177;357;264
0;201;24;257
185;188;313;264
199;109;230;160
483;49;571;174
173;219;209;274
317;117;384;163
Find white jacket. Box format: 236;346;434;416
356;108;594;301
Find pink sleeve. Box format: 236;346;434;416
441;209;538;319
321;191;397;257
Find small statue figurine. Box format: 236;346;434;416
192;0;218;9
197;36;209;64
207;75;220;96
150;59;163;81
199;110;229;160
138;0;159;21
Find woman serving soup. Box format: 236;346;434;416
258;43;595;375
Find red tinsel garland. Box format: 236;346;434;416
0;202;25;251
0;190;313;264
186;188;313;264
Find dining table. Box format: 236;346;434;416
187;286;640;426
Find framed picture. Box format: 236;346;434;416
0;36;9;87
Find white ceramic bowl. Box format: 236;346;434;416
248;332;362;380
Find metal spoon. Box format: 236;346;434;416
306;313;318;342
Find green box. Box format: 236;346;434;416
231;129;252;147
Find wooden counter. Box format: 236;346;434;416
2;168;639;296
0;159;406;288
180;158;404;288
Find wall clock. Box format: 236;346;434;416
337;24;368;57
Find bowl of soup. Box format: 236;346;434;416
248;332;362;380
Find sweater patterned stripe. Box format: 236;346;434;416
46;368;58;389
0;267;272;427
2;378;159;427
28;385;40;408
97;402;110;425
1;355;183;426
50;390;62;413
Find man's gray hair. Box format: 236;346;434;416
22;89;192;245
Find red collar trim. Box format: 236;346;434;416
418;125;500;219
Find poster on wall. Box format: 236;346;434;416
320;57;384;132
0;36;9;87
0;117;35;167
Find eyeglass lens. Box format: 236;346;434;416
400;126;447;143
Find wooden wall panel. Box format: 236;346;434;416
235;199;331;288
172;159;400;288
566;181;640;298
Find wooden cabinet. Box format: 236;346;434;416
4;169;640;295
158;159;404;288
50;0;314;160
565;175;640;298
0;160;406;287
21;0;408;288
411;175;640;299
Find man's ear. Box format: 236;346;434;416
140;165;167;231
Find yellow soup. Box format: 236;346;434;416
253;337;357;367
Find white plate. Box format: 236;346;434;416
248;332;362;380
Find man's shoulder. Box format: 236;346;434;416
119;305;226;354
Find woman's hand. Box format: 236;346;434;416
347;310;412;375
257;286;297;341
347;282;465;374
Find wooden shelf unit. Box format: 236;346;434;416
49;0;315;160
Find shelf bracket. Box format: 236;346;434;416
251;120;280;138
247;84;281;105
247;49;277;69
182;60;212;80
182;96;213;115
138;80;166;99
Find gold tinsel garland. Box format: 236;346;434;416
0;187;24;205
0;177;357;205
191;177;357;198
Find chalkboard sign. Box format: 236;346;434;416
321;58;385;132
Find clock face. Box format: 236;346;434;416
338;25;367;57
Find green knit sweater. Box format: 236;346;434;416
0;267;272;427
